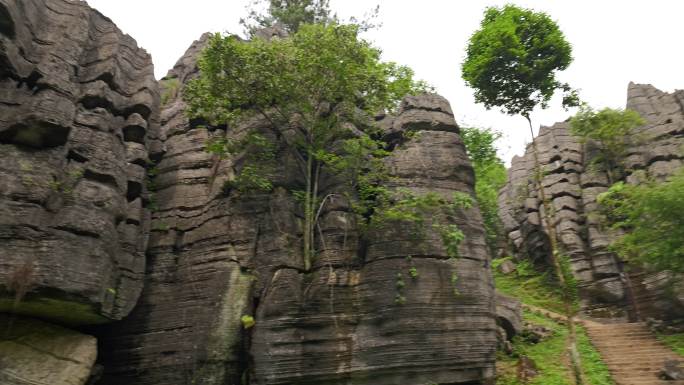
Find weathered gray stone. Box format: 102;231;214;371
98;35;496;385
496;292;522;339
498;83;684;319
0;315;97;385
498;259;517;275
0;0;158;324
660;360;684;381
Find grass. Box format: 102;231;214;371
493;258;613;385
493;257;566;314
657;332;684;357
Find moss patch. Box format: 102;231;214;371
493;257;566;314
0;296;109;326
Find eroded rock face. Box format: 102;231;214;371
498;83;684;319
0;315;97;385
0;0;159;324
496;292;522;340
98;35;496;385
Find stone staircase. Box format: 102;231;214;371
583;322;683;385
523;304;683;384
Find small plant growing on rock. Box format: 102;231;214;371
408;267;419;279
451;272;460;297
570;106;646;183
241;315;256;329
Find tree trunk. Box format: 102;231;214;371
303;150;313;271
525;116;585;385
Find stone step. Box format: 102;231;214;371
584;320;683;385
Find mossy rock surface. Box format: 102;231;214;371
0;289;110;326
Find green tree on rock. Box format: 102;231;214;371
241;0;334;34
570;106;646;183
462;4;579;123
185;22;428;272
460;126;507;254
462;4;584;384
598;169;684;273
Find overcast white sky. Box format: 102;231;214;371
87;0;683;163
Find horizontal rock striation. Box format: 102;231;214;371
98;35;496;385
0;0;159;324
498;83;684;319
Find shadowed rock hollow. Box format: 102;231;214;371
96;34;497;385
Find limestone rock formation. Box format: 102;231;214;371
0;0;159;324
498;83;684;319
496;292;522;340
97;35;497;385
0;315;97;385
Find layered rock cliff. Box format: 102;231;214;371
0;0;159;384
498;83;684;319
0;0;159;325
97;34;497;385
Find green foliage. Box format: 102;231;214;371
185;23;430;271
576;326;614;385
494;257;566;314
570;106;645;181
460;126;507;252
208;132;277;194
462;4;579;117
395;271;407;305
438;225;465;258
597;169;684;272
451;272;460;296
408;267;419;279
241;0;335;34
160;77;181;106
460;126;501;166
371;191;445;227
559;254;579;310
186;24;428;127
241;314;256;329
370;190;472;259
657;332;684;357
497;310;612;385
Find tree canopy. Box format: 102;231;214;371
598;170;684;273
463;6;584;382
460;127;506;253
462;4;579;118
241;0;335;34
185;22;429;270
186;23;425;130
570;106;645;182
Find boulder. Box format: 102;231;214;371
497;259;517;275
496;292;522;339
0;315;97;385
660;360;684;381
